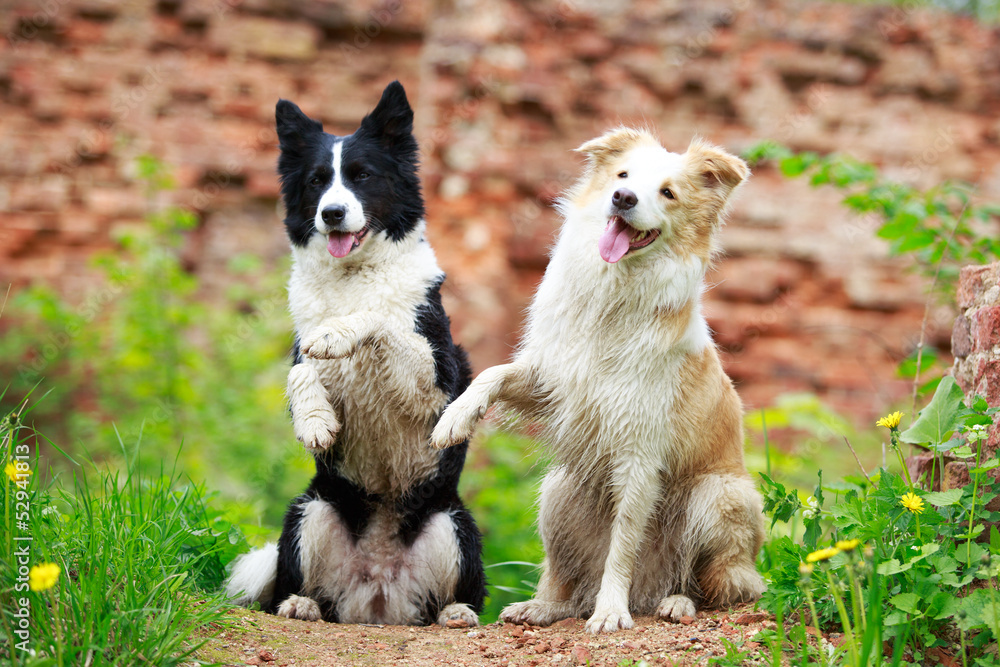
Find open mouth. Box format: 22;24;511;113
326;226;370;258
598;216;660;263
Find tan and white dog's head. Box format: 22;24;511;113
564;128;749;265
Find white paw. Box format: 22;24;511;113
500;600;573;627
584;605;633;634
276;594;322;621
430;396;485;449
293;410;340;450
437;602;480;628
301;326;359;360
657;594;696;622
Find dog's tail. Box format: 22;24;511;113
225;542;278;608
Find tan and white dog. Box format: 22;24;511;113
431;128;765;633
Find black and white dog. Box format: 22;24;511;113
225;81;486;627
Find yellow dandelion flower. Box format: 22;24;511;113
28;563;60;592
900;492;925;515
4;461;30;482
876;411;904;430
799;562;815;575
835;539;861;552
806;547;841;563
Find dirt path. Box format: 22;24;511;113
194;604;778;666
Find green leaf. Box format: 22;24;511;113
900;376;965;445
877;558;908;575
890;592;922;615
877;543;940;575
991;525;1000;553
971;459;1000;474
921;489;963;507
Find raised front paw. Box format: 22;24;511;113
294;409;339;450
430;395;486;450
276;594;322;621
301;325;360;360
584;605;634;634
656;594;696;622
437;602;480;628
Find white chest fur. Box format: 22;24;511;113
516;220;711;476
288;227;448;494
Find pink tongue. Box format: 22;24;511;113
327;232;356;258
598;218;633;263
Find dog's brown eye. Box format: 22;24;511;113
356;171;370;181
618;171;628;179
661;188;674;199
309;176;324;187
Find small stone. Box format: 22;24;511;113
446;618;471;629
679;616;695;625
511;626;524;637
733;612;769;625
258;648;275;662
571;645;592;665
535;642;551;654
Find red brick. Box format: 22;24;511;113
970;306;1000;349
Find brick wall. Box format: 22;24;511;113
949;262;1000;488
2;0;1000;423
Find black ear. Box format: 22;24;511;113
275;99;323;152
358;81;414;144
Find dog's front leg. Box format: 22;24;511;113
299;312;384;360
430;362;536;449
287;362;340;450
585;462;662;634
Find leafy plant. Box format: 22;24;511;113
0;395;239;665
758;380;1000;665
0;156;311;530
744;141;1000;294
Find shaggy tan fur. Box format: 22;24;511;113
433;128;764;633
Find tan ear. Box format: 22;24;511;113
685;138;749;191
575;127;651;168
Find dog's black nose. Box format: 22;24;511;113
612;188;637;210
321;206;347;224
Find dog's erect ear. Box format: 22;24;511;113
575;127;650;169
275;100;323;152
684;138;749;192
359;80;414;144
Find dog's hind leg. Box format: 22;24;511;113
668;473;764;618
501;467;605;627
431;362;538;448
500;563;581;626
287;363;340;450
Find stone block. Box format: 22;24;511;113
209;17;319;62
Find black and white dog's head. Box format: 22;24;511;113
275;81;424;258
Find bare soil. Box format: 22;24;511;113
193;604;781;666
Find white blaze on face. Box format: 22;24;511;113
315;141;367;258
607;144;684;224
596;144;685;263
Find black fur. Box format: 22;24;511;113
276;81;425;248
414;278;474;397
268;81;486;625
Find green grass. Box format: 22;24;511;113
0;396;239;666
